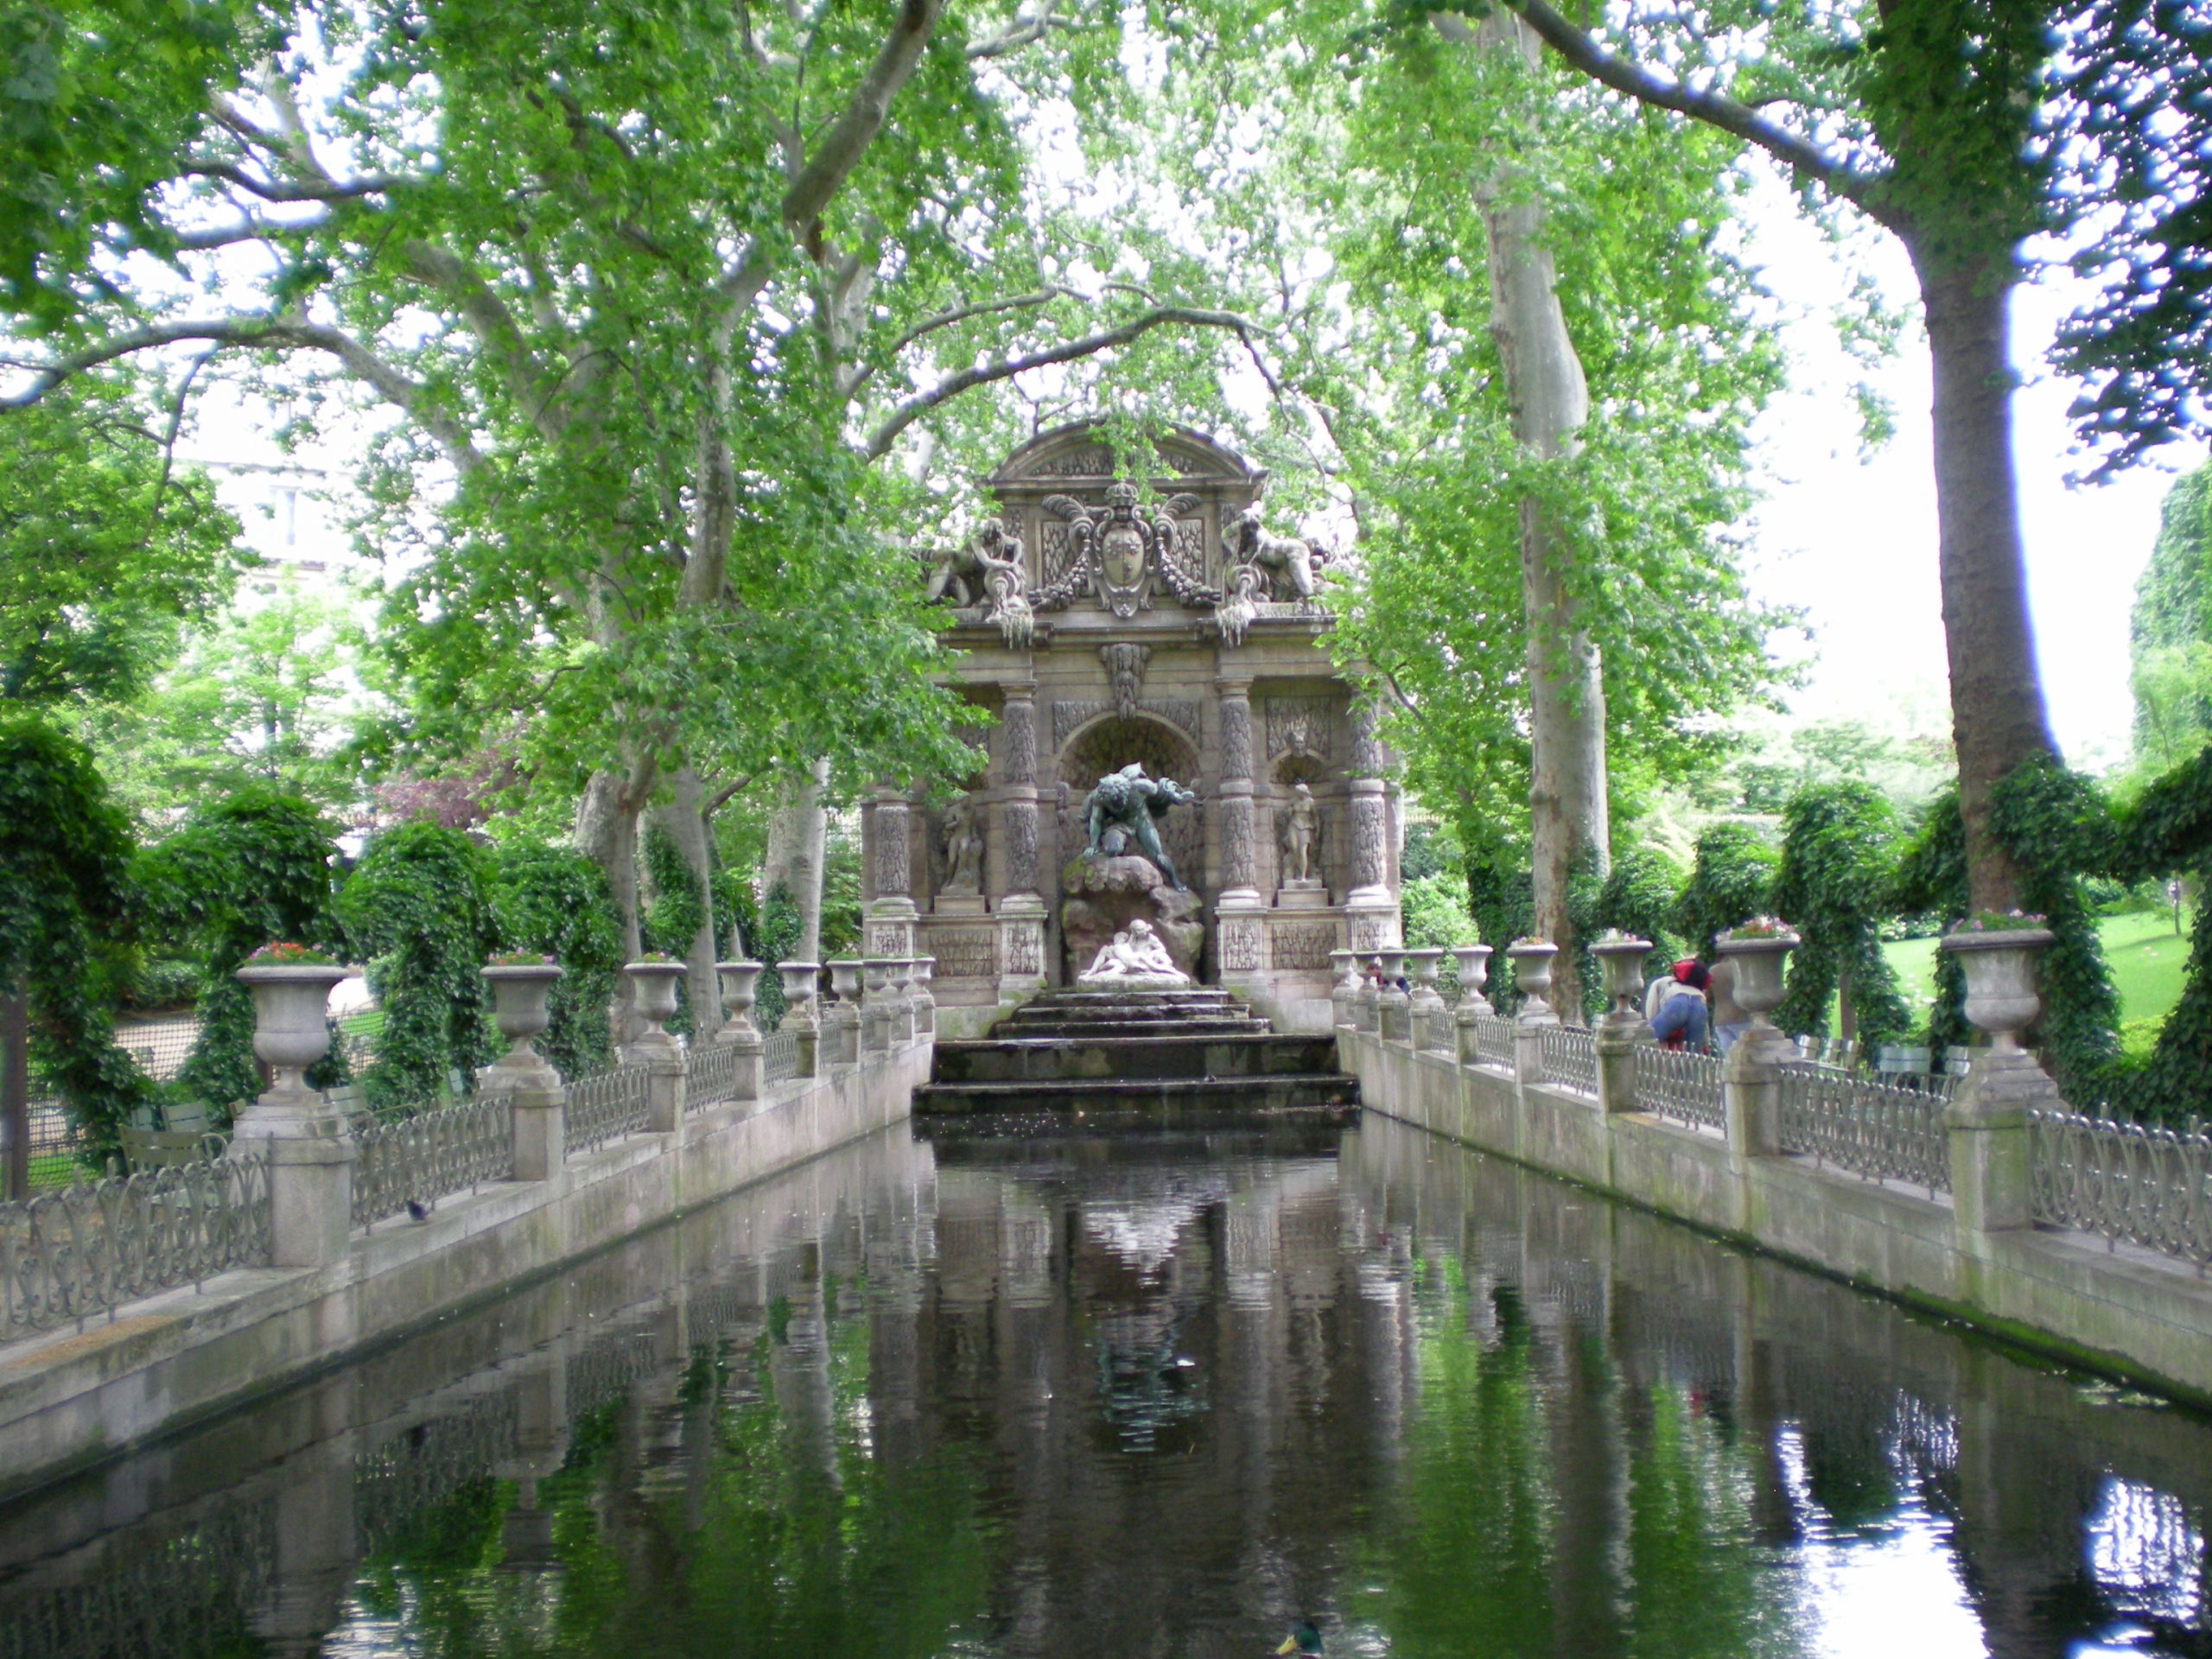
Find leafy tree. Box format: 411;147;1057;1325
489;842;621;1082
2126;462;2212;774
338;820;498;1111
0;718;152;1179
1402;874;1481;949
1674;824;1779;959
0;375;243;711
1487;0;2133;915
1593;845;1688;984
136;786;346;1114
88;576;377;823
1771;784;1913;1044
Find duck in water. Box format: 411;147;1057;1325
1276;1621;1323;1655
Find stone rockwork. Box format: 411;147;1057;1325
1062;854;1205;982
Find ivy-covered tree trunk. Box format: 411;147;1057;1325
653;766;722;1041
1912;242;2057;914
575;767;649;1046
1473;8;1611;1020
762;759;831;966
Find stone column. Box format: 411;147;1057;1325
1718;936;1796;1159
864;782;919;959
861;959;894;1054
621;962;690;1130
779;962;820;1077
1942;928;2057;1236
483;965;568;1181
1343;696;1401;957
1592;934;1653;1115
996;679;1049;1001
713;960;766;1104
1407;948;1452;1053
823;960;862;1069
1452;944;1495;1066
910;957;937;1040
1506;940;1560;1088
232;963;355;1270
1376;947;1412;1045
1215;674;1266;991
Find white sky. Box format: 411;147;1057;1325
1736;176;2208;773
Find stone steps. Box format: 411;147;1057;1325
915;983;1360;1120
931;1033;1341;1084
911;1073;1362;1116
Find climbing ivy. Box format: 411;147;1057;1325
339;820;497;1111
0;717;153;1157
1672;823;1777;959
1987;756;2123;1103
1770;784;1913;1046
1891;791;1974;1059
1592;845;1688;986
747;884;804;1032
642;822;707;1039
137;785;346;1117
2101;747;2212;1118
490;842;621;1081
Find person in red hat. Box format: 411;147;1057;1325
1649;957;1711;1051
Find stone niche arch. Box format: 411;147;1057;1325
1265;749;1338;896
1054;713;1205;974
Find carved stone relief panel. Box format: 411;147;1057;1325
1219;918;1262;972
1264;696;1336;765
928;928;1000;980
1052;697;1201;752
1270;922;1338;971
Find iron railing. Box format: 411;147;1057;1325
2030;1109;2212;1268
1634;1045;1725;1134
564;1062;652;1156
0;1152;271;1338
1533;1025;1598;1096
1467;1011;1517;1071
689;1039;740;1109
1779;1065;1951;1197
352;1094;512;1230
765;1027;801;1086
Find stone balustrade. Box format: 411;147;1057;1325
1338;930;2212;1402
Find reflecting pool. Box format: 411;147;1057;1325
1;1115;2207;1659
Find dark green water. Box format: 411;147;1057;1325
1;1115;2206;1659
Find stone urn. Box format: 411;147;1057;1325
1505;939;1559;1020
1941;925;2055;1051
1376;945;1408;985
1590;933;1655;1030
714;960;763;1046
624;960;686;1046
482;961;563;1081
779;961;821;1029
1715;929;1796;1020
827;959;862;1007
1331;950;1360;999
1405;948;1446;1014
235;959;350;1123
1452;944;1493;1016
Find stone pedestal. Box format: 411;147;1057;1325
1942;928;2059;1236
1718;933;1797;1159
507;1077;566;1182
1274;880;1332;911
1452;944;1495;1065
1376;947;1412;1045
620;963;690;1128
861;960;894;1054
823;960;862;1070
997;893;1048;1001
932;893;989;918
909;958;936;1039
780;961;821;1077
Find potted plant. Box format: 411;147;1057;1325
1714;917;1799;1022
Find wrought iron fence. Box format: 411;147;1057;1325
353;1389;521;1560
564;1061;652;1156
352;1093;512;1230
1633;1044;1725;1134
1468;1011;1517;1071
689;1039;740;1109
765;1027;801;1086
0;1152;271;1338
1779;1065;1951;1197
1533;1024;1598;1096
0;1497;276;1659
2030;1109;2212;1268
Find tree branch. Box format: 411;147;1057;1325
965;0;1077;60
840;285;1076;397
3;316;486;473
861;305;1265;461
1483;0;1892;226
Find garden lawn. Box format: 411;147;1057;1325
1878;909;2194;1044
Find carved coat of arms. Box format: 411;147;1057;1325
1037;481;1206;620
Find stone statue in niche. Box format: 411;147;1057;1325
922;521;1033;647
1077;919;1191;988
1082;763;1198;889
939;795;986;895
1281;781;1321;884
1224;505;1326;601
